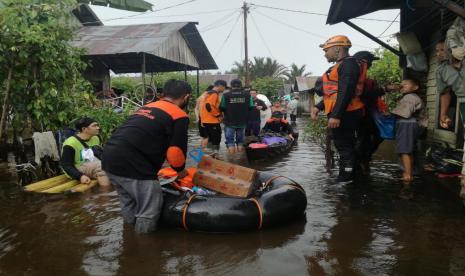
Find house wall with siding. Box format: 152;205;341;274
425;36;461;148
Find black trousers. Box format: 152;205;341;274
290;114;297;123
357;114;383;163
330;109;363;169
203;123;222;146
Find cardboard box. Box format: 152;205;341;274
193;156;257;198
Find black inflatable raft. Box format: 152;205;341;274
160;171;307;233
246;132;299;161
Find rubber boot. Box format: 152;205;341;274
337;164;353;183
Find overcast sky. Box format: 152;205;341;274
88;0;400;76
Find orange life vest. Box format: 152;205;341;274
322;58;367;114
158;167;196;189
200;91;221;124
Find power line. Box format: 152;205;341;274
74;11;241;40
214;12;242;58
249;11;274;59
249;3;401;23
81;0;201;25
378;12;400;37
253;9;375;50
102;8;238;20
199;9;241;32
253;9;326;39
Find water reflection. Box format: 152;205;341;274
0;118;465;275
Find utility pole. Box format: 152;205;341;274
242;2;250;87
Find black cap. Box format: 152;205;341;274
230;79;242;88
75;117;97;131
353;51;380;62
213;79;227;88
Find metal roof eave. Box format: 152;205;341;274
180;23;218;70
326;0;401;25
73;22;218;73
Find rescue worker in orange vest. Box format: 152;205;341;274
102;79;192;233
311;35;366;182
199;80;227;156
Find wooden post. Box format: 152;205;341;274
344;20;402;56
196;69;200;97
142;53;146;106
243;2;250;87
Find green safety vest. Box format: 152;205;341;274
62;135;101;167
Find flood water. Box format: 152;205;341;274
1;118;465;275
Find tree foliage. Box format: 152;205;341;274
368;47;403;110
251;77;283;100
368;48;402;85
228;57;288;81
0;0;94;137
284;63;311;83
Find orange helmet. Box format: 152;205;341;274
319;35;352;50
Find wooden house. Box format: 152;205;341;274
327;0;465;148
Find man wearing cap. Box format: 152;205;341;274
200;80;227;156
313;35;366;182
60;117;111;187
352;51;390;174
102;79;192;233
220;79;254;154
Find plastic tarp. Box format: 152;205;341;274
262;137;287;145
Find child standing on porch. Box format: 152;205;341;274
391;78;428;182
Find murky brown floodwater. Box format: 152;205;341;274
1;118;465;275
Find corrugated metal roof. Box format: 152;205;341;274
72;22;218;73
295;76;318;92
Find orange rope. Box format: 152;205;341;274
249;197;263;230
284;183;306;194
262;175;284;190
181;194;197;231
263;175;305;194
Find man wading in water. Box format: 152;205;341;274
102;79;191;234
312;35;366;182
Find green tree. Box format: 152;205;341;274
368;47;403;109
251;77;283;100
0;0;91;139
284;63;311;83
228;57;288;81
368;48;402;85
